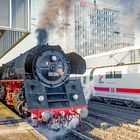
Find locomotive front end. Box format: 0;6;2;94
0;44;88;130
25;45;88;129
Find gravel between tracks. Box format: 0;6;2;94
87;101;140;140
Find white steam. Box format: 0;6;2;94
69;117;80;129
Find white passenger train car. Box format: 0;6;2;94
81;63;140;107
80;68;93;102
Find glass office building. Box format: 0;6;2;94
74;0;134;56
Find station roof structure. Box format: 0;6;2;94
0;0;31;58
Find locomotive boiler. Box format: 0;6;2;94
0;44;88;130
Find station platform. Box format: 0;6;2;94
0;102;47;140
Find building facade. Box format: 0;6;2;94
73;0;135;57
0;0;31;58
0;0;45;65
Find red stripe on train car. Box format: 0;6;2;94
94;86;140;94
94;87;110;92
116;88;140;94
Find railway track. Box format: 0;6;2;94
89;101;140;124
66;126;95;140
89;101;140;115
29;118;96;140
86;100;140;140
46;101;140;140
89;107;138;124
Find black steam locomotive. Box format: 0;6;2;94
0;44;88;130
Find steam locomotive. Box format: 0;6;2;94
0;44;88;130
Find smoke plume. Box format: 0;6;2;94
38;0;73;29
36;127;68;140
34;118;79;140
36;0;74;45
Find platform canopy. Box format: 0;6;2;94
0;0;31;58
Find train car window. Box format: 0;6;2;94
105;71;113;79
83;76;86;84
114;71;122;78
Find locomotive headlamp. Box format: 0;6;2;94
38;95;44;102
51;55;57;61
73;94;79;100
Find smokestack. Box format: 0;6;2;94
36;28;48;45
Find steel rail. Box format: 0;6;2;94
65;126;96;140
